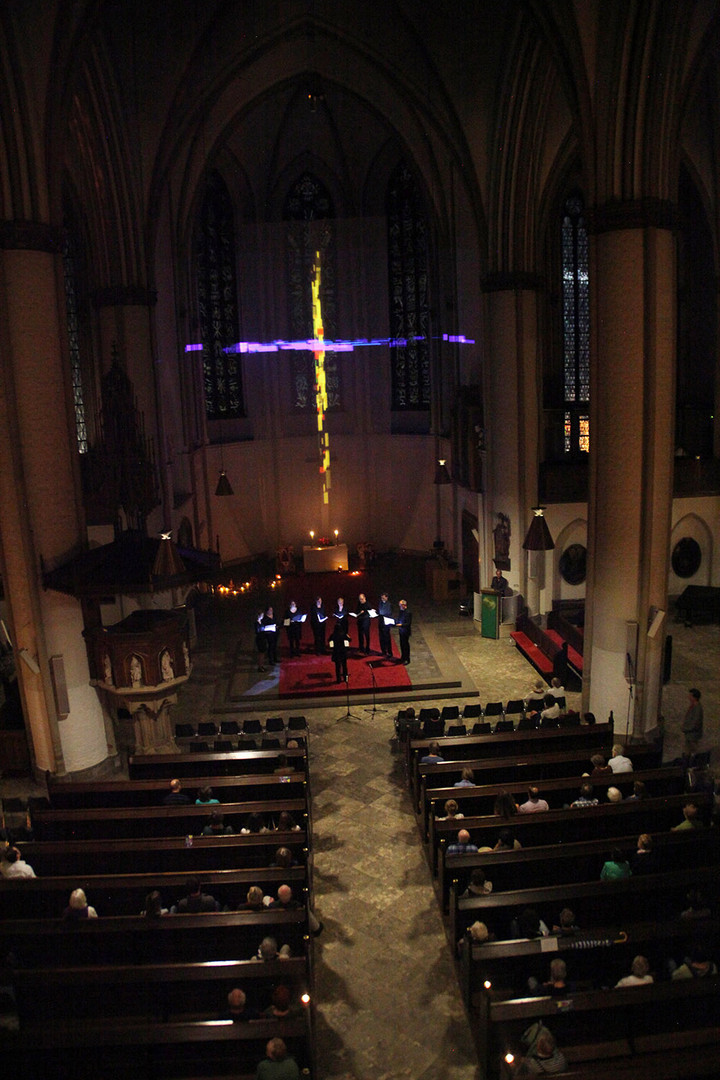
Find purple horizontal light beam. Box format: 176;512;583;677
184;334;474;355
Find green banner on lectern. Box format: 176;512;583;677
480;589;500;639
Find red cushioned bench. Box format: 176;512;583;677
509;631;553;675
546;628;584;673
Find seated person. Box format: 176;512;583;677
524;679;546;709
494;792;519;819
627;779;647;800
461;867;493;898
63;887;98;919
273;753;295;776
202;809;233;836
671;944;717;980
538;694;560;724
518;786;549;813
680;887;711;920
513;907;549;939
570;782;598;808
256;1037;300;1080
1;845;36;878
608;743;633;773
253;936;292;962
552;907;580;936
630;833;659;875
590;753;612;777
141;889;168;917
672;800;704;831
600;847;631;881
528;957;571;996
275;810;301;832
238;885;267;912
493;828;521;851
447;828;479;855
262;983;303;1019
548;677;565;699
435;798;464;821
420;740;444;764
606;786;623;803
172;876;220;913
454;767;475;788
615;954;653;987
517;1025;567;1076
195;785;220;805
226;986;260;1021
163;778;190;805
241;812;269;834
271;846;297;868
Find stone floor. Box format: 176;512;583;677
1;577;717;1080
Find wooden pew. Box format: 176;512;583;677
433;791;712;883
44;771;308;809
0;865;310;920
30;798;309;841
128;747;307;779
442;826;715;913
448;864;720;948
0;909;309;967
415;736;662;814
423;764;685;843
406;723;621;806
458;916;720;1009
3;1015;314;1080
11;955;311;1023
18;829;308;876
486;977;720;1080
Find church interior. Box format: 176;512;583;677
0;2;719;1078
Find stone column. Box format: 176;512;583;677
483;275;542;607
0;222;108;773
584;202;677;735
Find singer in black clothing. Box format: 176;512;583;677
356;593;371;653
329;622;349;682
284;601;303;656
396;599;412;665
310;597;327;654
377;592;393;657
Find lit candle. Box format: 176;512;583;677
334;529;339;541
310;530;315;542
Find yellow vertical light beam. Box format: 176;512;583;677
311;250;331;531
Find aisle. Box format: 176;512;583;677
308;702;482;1080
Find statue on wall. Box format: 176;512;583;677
129;653;144;688
160;649;175;682
493;513;511;570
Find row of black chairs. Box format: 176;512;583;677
397;703;575;740
175;716;308;740
179;737;306;753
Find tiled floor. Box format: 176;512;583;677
2;576;717;1080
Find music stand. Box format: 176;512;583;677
365;660;383;718
336;672;362;723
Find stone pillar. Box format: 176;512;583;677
0;223;108;773
584;203;677;735
483;276;542;606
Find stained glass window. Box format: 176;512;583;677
283;174;339;410
195;171;244;420
62;212;88;454
561;192;590;451
386;162;431;410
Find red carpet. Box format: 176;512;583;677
278;617;411;697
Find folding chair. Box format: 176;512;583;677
446;724;467;737
220;720;240;736
175;723;195;739
471;722;492;735
287;715;307;731
483;701;503;718
462;703;483;720
265;716;285;732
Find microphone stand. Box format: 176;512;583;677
624;653;635;745
336;664;362;724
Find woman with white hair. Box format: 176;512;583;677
616;955;653;987
62;887;98;919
